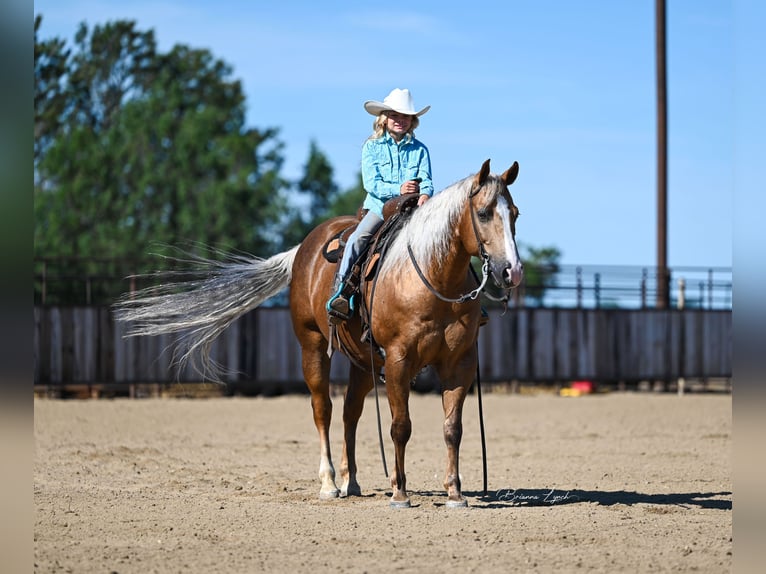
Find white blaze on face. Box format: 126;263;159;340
497;195;524;286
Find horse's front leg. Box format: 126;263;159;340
384;361;413;508
301;338;340;499
441;384;469;507
339;364;374;497
437;352;476;508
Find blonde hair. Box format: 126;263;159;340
369;112;420;140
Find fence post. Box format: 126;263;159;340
640;268;647;309
41;260;47;305
513;282;525;308
677;277;685;310
677;277;686;396
576;266;582;308
594;273;601;309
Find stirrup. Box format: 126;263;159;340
327;283;354;322
327;293;351;319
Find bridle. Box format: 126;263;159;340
406;182;514;305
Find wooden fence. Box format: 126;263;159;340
33;306;731;393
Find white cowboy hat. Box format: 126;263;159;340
364;88;430;117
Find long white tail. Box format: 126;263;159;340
113;245;299;380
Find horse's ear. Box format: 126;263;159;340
474;159;491;190
502;161;520;186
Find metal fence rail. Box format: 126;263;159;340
33;257;733;310
536;264;732;309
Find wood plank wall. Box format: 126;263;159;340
34;306;732;387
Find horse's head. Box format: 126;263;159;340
466;159;524;290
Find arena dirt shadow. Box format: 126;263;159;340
453;488;732;510
396;488;731;510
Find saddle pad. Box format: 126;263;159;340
322;227;355;263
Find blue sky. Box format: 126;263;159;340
34;0;754;268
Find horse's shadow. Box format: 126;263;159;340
398;488;731;510
463;488;732;510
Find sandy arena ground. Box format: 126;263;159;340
34;390;731;573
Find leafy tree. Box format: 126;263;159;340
34;17;289;275
299;140;340;222
280;143;367;249
326;172;366;219
475;243;561;307
281;140;339;247
520;244;562;305
34;15;70;171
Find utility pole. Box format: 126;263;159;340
656;0;669;308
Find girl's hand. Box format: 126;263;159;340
400;179;420;195
417;194;429;207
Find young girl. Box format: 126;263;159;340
326;88;433;320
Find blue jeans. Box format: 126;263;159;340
337;210;383;279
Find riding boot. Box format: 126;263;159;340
326;272;352;321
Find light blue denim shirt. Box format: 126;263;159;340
361;133;433;217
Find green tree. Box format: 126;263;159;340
475;243;561;307
299;140;339;222
326;172;366;219
34;17;289;268
34;15;69;171
520;244;562;305
35;19;158;268
281;140;339;247
280;143;367;249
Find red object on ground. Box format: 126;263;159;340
570;381;595;393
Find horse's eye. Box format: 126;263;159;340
477;208;491;222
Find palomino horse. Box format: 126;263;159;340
115;159;523;508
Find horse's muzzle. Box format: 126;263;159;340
498;261;524;289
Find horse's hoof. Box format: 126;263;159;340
389;498;411;509
446;498;468;508
340;485;362;498
319;489;340;500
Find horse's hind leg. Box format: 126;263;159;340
300;332;339;499
339;364;375;497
